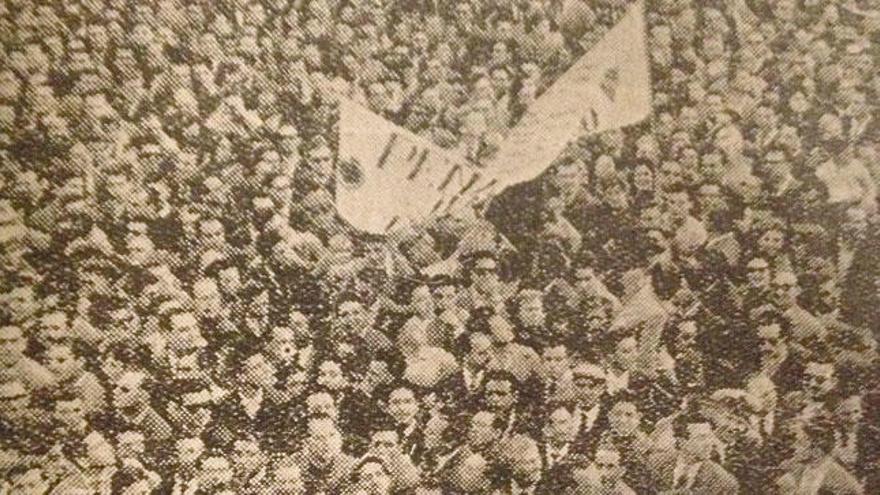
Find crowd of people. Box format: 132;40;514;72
2;0;880;493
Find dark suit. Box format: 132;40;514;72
648;449;739;495
207;390;296;452
571;403;610;458
538;442;579;493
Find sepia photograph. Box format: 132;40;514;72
0;0;879;493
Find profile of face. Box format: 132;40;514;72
0;326;26;366
484;379;515;413
388;388;418;425
681;422;715;462
242;353;278;389
199;457;232;488
609;401;641;437
613;337;639;372
593;448;624;487
233;440;263;474
543;407;575;445
467;333;493;369
467;411;498;448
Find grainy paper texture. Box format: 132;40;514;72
1;0;878;494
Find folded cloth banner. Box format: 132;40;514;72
487;0;652;189
336;99;493;234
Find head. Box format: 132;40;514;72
305;417;343;462
354;457;392;495
757;323;787;361
483;371;518;413
53;394;86;429
270;463;304;495
542;344;570;378
771;271;800;309
505;435;542;487
466;332;493;369
0;325;27;366
467;410;500;448
804;362;836;400
176;437;205;468
571;362;607;409
198;456;232;489
0;381;30;418
746;258;771;290
240;352;278;390
387;386;419;426
116;431;145;461
316;360;347;391
593;445;625;489
609;399;642;437
676;419;717;462
306;391;338;420
113;372;147;409
543;405;576;446
369;429;401;461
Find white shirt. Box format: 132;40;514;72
545;444;570;468
672;459;702;489
240;389;264;419
605;369;630;395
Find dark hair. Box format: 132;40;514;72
483;369;520;394
352;455;390;481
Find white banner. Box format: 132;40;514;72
487;0;652;188
336;100;494;234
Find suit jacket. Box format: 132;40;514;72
776;457;863;495
538;442;579;493
291;451;356;495
207;389;296;452
571;403;611;458
437;367;484;413
648;449;739;495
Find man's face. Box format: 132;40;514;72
609;402;641;437
804;363;836;399
268;327;298;361
233;440;263;473
177;439;204;467
758;229;785;257
113;378;142;409
306;147;334;187
468;411;497;447
53;399;85;427
772;275;799;308
471;258;498;288
116;433;145;460
388;388;418;425
127;237;154;266
757;325;786;359
3;288;35;322
682;423;715;461
337;301;367;334
0;327;26;365
307;420;342;461
317;361;346;390
746;263;770;289
242;354;277;389
432;285;457;311
199;220;226;249
666;192;692;222
511;444;543;486
467;335;493;368
542;346;569;377
306;392;337;420
594;449;623;487
572;369;606;408
359;461;391;494
544;408;574;445
370;430;400;460
518;297;545;327
272;466;304;495
199;459;232;488
484;379;515;412
45;346;78;379
614;337;639;372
